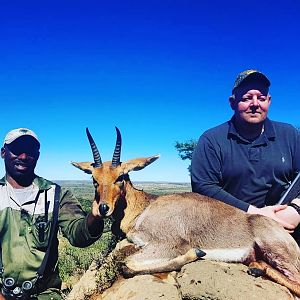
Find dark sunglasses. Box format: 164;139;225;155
5;143;40;158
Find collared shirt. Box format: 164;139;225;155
191;118;300;211
0;176;103;298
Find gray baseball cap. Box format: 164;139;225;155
4;128;39;146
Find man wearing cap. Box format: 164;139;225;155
0;128;104;299
191;69;300;234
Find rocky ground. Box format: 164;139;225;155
66;241;294;300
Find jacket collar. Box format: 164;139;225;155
0;175;53;190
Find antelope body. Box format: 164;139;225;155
72;128;300;297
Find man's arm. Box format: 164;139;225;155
249;172;300;230
246;171;300;231
59;189;104;247
247;204;296;231
191;134;298;231
274;129;300;229
191;135;250;211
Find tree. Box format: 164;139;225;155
174;139;197;174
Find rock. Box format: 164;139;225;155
99;274;181;300
66;261;98;300
177;260;293;300
67;241;294;300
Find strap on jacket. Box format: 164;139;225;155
36;184;61;278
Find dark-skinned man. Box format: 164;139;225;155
0;128;104;299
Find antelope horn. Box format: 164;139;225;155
111;127;122;167
86;128;102;168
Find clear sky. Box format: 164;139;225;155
0;0;299;183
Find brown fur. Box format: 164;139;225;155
72;154;300;296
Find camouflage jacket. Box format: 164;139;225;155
0;176;102;299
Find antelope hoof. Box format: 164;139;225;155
99;204;109;216
247;268;265;278
195;248;206;258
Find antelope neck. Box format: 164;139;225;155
120;183;151;233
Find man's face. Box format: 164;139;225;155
230;82;271;125
1;136;40;179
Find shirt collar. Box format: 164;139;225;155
228;117;275;143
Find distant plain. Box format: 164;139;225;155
54;180;192;198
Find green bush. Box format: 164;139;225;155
59;232;116;286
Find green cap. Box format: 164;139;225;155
232;69;270;93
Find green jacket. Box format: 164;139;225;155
0;176;102;299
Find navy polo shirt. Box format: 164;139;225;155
191;118;300;211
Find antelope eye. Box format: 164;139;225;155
115;174;125;185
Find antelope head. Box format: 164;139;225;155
71;127;159;217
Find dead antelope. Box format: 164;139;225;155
72;127;300;297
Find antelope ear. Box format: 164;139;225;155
71;161;94;174
122;155;160;173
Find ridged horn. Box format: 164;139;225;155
86;128;102;168
111;127;122;167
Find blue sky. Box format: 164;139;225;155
0;0;299;182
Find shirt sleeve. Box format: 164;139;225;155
294;129;300;173
191;134;250;212
58;189;104;247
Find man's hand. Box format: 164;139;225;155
0;292;6;300
87;198;105;237
247;205;296;232
275;206;300;232
275;198;300;232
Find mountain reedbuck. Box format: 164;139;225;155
72;127;300;297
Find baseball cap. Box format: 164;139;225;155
232;69;270;93
4;128;39;146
